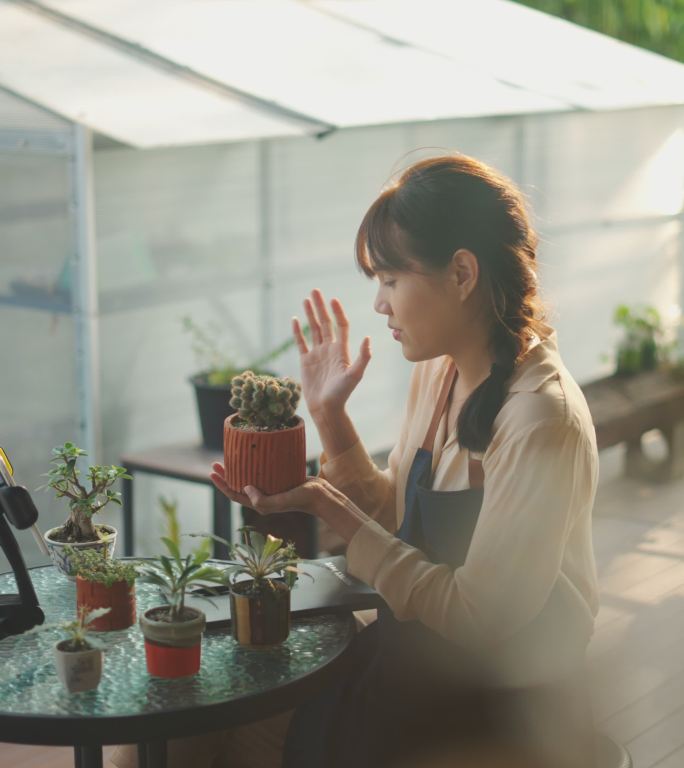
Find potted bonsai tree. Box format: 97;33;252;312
197;527;306;647
224;370;306;495
137;532;225;679
68;548;138;631
182;316;306;450
40;443;131;578
28;605;111;693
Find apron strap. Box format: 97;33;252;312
420;360;485;490
421;361;457;452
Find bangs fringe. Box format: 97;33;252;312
354;192;413;277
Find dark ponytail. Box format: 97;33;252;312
355;154;550;453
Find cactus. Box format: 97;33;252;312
230;370;301;429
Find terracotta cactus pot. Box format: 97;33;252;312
76;577;136;631
223;414;306;495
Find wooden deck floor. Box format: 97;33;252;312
2;443;683;768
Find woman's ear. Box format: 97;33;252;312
448;248;479;300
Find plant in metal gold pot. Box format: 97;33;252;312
224;370;306;495
194;526;308;647
137;503;225;678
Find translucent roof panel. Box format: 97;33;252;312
315;0;684;111
0;4;306;147
38;0;571;126
0;87;70;132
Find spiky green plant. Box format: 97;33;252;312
26;605;111;651
229;371;301;429
181;316;308;387
191;527;308;594
137;533;224;623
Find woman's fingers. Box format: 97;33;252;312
243;480;320;517
312;289;335;342
292;316;309;355
330;297;349;346
210;464;253;507
303;298;323;345
348;336;372;382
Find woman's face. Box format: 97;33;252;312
373;266;465;362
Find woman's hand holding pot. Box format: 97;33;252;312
209;463;365;544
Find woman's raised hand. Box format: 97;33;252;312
293;289;371;418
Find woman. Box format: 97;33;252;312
210;154;600;768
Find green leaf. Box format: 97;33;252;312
161;537;182;562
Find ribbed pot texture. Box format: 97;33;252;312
230;580;291;647
76;577;136;631
224;414;306;495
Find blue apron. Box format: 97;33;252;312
283;363;592;767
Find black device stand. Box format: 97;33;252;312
0;484;44;638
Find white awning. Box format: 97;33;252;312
3;0;684;148
0;3;312;147
314;0;684;111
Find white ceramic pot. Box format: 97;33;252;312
54;640;103;693
44;524;117;579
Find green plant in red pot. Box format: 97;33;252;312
137;534;224;679
224;371;306;495
68;548;138;631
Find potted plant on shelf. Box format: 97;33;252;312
68;548;138;631
137;532;225;679
27;605;111;693
197;527;306;647
224;370;306;496
613;304;664;375
39;443;131;578
182;316;305;451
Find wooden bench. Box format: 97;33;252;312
581;369;684;483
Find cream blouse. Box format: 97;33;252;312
320;332;600;686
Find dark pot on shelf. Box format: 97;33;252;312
230;579;291;647
190;373;235;451
640;338;658;371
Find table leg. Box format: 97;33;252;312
122;473;134;556
74;745;103;768
212;487;231;559
138;741;167;768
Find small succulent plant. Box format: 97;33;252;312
230;371;301;430
192;526;308;594
66;548;138;587
27;605;111;651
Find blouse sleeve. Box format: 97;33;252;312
317;364;424;533
345;416;598;646
318;411;410;534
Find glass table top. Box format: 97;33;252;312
0;566;355;719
